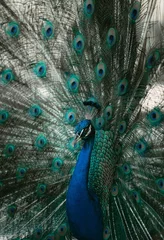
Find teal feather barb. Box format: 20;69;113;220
0;0;164;239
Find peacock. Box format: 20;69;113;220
0;0;164;239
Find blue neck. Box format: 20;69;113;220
66;136;103;240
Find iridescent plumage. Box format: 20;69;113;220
0;0;164;239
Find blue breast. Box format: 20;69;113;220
66;137;103;240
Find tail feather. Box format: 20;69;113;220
0;0;164;239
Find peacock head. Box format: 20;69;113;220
74;119;95;143
74;97;101;143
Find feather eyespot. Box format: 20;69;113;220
117;79;128;96
33;62;47;78
156;178;164;192
95;117;104;130
103;226;110;240
5;22;20;37
29;105;42;118
95;62;106;82
4;144;15;157
73;33;85;54
118;121;127;134
129;1;141;22
132;190;141;203
107;28;118;48
146;50;160;69
52;158;63;172
58;223;68;236
16;167;27;179
35;135;47;149
115;143;122;156
0;110;9;124
67;74;80;93
37;184;47;196
111;185;118;196
135;139;147;155
42;20;54;39
1;69;15;84
104;105;113;122
147;108;163;126
64;108;77;125
33;228;43;239
122;163;131;175
7;204;17;217
84;0;95;17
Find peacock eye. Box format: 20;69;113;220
73;33;85;54
7;204;17;217
52;158;63;172
42;20;54;39
122;163;131;175
118;121;127;134
1;69;15;84
4;144;15;157
132;190;141;203
95;117;104;130
35;135;47;149
117;79;128;96
107;28;118;48
64;108;77;125
156;178;164;192
16;167;27;179
67;74;80;93
37;184;47;196
84;0;95;17
103;226;110;240
58;223;68;236
95;62;106;82
104;105;113;121
33;62;47;78
129;1;141;22
111;185;118;197
147;108;163;126
4;72;11;81
134;139;147;155
33;228;43;239
5;22;20;37
0;110;9;124
146;50;160;69
29;105;42;118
